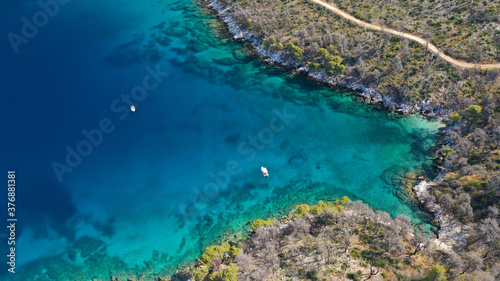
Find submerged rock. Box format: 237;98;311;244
187;41;210;53
213;56;239;65
381;165;409;186
154;36;172;47
161;28;189;37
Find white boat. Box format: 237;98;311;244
261;166;269;177
130;105;136;112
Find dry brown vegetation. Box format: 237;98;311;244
177;199;500;280
220;0;500;105
325;0;500;64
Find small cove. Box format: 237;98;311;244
0;0;442;279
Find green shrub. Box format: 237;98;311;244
463;105;482;121
335;64;346;74
251;218;273;230
200;243;240;267
373;259;386;267
306;270;319;280
327;55;342;64
393;271;405;280
443;148;453;154
306;62;322;72
229;244;241;257
263;36;277;50
318;48;329;59
422;264;447;281
286;43;304;61
294;204;310;217
192;266;208;281
450;113;462;123
351;249;361;259
246;19;253;29
218;262;238;281
310;200;327;215
342;262;350;270
327;45;338;54
347;270;363;281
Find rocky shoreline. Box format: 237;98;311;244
413;180;472;252
204;0;449;118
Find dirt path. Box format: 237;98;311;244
311;0;500;70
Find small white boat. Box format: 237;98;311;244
261;166;269;177
130;105;136;112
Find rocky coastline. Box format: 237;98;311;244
413;180;472;251
204;0;449;118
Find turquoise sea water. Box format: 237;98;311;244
0;0;441;279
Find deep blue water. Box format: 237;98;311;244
0;0;441;279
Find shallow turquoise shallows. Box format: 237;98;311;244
0;0;441;279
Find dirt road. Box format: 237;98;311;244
311;0;500;70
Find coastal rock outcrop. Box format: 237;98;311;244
413;180;472;251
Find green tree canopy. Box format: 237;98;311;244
247;18;253;29
327;44;338;55
335;64;346;74
286;43;304;61
463;105;482;121
328;55;342;64
220;263;238;281
450;113;462;123
193;266;208;281
263;36;277;49
318;48;329;59
443;148;453;154
306;62;322;72
294;204;310;217
423;264;447;281
251;218;273;230
310;201;328;216
200;243;240;267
